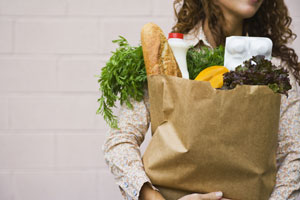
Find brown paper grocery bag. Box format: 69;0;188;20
142;75;281;200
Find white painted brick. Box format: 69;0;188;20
9;94;109;130
0;19;13;53
290;19;300;54
56;134;106;168
67;0;151;16
153;0;174;16
57;56;103;92
0;173;13;200
0;134;55;169
0;56;57;92
14;171;97;200
0;97;9;129
15;19;100;54
286;0;300;17
0;0;67;15
101;18;175;53
97;171;123;200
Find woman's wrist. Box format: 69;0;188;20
139;182;165;200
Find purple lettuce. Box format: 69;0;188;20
221;55;291;96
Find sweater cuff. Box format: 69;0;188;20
117;174;160;200
136;179;161;200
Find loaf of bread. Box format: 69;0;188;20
141;23;182;77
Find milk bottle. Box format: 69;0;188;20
168;33;190;79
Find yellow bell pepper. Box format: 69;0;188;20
195;66;229;88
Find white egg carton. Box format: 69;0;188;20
224;36;273;71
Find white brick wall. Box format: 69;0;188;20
15;19;100;54
0;1;299;200
0;19;13;53
67;0;152;16
0;0;67;15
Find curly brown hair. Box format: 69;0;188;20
172;0;300;85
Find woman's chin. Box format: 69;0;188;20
240;2;263;18
242;12;258;19
238;7;261;19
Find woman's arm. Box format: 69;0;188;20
270;73;300;200
102;89;161;200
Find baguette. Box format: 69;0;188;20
141;23;182;77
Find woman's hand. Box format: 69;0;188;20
178;192;231;200
139;182;166;200
139;183;231;200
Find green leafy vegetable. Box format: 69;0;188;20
187;45;225;79
222;55;292;96
96;36;147;128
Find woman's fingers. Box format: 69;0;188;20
177;191;227;200
198;191;223;200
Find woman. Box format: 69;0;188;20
102;0;300;200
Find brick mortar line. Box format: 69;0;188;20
0;91;100;95
11;18;16;54
0;130;108;134
0;168;108;172
0;52;110;56
54;128;58;169
0;14;296;21
0;14;156;19
55;54;62;91
99;15;172;21
6;96;11;130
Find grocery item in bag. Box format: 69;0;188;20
141;22;182;77
224;36;273;71
168;33;190;79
